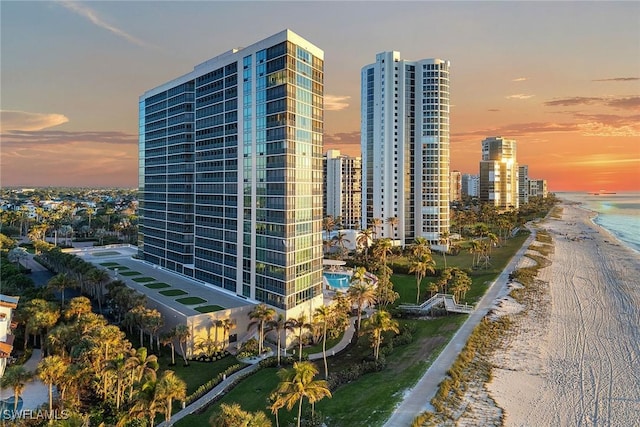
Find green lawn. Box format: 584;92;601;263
173;231;531;426
159;289;188;297
176;316;465;427
99;262;120;267
176;296;208;305
107;265;129;270
92;251;122;257
144;282;171;289
194;305;225;313
132;276;156;283
119;270;142;276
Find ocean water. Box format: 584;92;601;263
559;192;640;253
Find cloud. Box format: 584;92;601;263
512;77;528;82
576;122;640;137
324;95;351;111
505;94;535;100
607;96;640;111
323;131;361;155
58;1;150;48
0;110;69;132
544;97;605;107
1;130;137;147
544;95;640;111
592;77;639;82
487;109;500;112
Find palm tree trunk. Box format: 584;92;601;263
297;398;303;427
48;383;53;412
322;326;328;379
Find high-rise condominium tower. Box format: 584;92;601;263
479;136;519;210
518;165;529;205
139;30;324;314
361;52;450;248
323;150;362;229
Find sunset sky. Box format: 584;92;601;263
1;1;639;191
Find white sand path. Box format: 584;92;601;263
488;203;640;427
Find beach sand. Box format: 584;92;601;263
487;202;640;426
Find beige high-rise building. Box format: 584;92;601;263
450;170;462;202
323;149;362;229
479;136;519;210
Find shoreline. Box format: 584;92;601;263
485;201;640;426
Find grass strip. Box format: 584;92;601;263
159;289;188;297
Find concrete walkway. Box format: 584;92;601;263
309;316;357;360
383;226;537;427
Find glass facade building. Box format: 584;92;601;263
361;52;450;249
139;30;324;313
323;150;362;230
479;136;519;211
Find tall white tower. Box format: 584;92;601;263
361;52;450;249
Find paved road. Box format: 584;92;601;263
383;226;536;427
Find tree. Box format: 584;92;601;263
410;237;431;259
86;268;111;314
348;268;376;330
322;216;335;241
248;303;275;355
362;310;399;360
104;353;128;410
332;232;350;259
38;355;66;412
47;273;77;306
156;370;187;425
64;296;93;322
371;238;393;268
370;217;383;239
174;324;191;366
0;365;32;412
408;254;436;304
210;403;272;427
386;216;399;238
355;228;373;258
313;305;332;379
160;330;177;366
220;318;233;349
274;361;331;427
127;378;162;427
8;247;29;271
286;315;312;361
266;314;287;366
438;231;451;269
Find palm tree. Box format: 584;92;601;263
104;353;128;410
322;215;335;241
248;303;276;355
408;254;436;304
332;232;350;259
47;273;77;306
411;236;431;259
386;216;399;238
157;370;187;425
174;324;191;366
128;378;162;427
370;217;383;240
355;228;373;258
348;268;376;330
362;310;400;360
285;315;312;361
38;355;66;412
210;402;273;427
266;314;287;366
438;231;451;269
468;239;482;268
64;296;92;322
427;281;439;298
160;330;177;366
86;268;111;314
313;305;332;379
274;361;332;427
0;365;32;412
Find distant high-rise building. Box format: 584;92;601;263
479;136;519;210
450;170;462;202
461;174;480;197
529;179;548;198
323;149;362;229
361;51;450;248
519;165;530;205
139;30;324;314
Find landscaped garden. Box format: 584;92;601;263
159;289;188;297
144;282;171;289
176;296;208;305
194;305;225;313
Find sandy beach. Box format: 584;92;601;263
487;202;640;426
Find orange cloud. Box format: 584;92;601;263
324;95;351;111
505;94;535;100
0;110;69;132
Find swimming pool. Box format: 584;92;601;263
323;272;352;290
